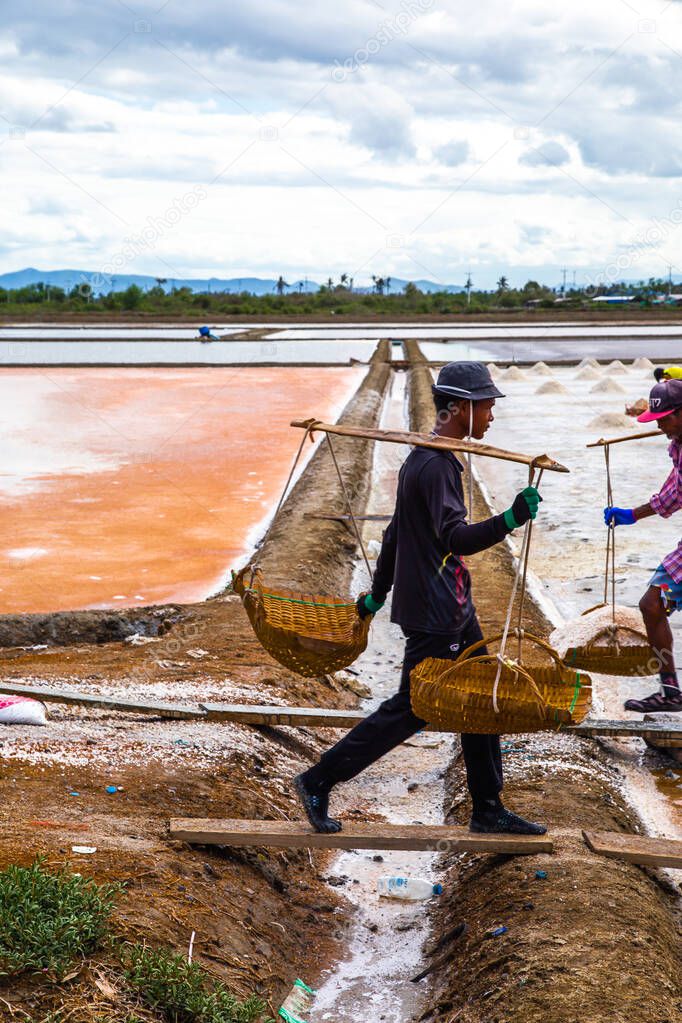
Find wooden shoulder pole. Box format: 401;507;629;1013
291;419;569;474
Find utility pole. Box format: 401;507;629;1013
465;271;472;305
669;265;673;297
561;268;567;294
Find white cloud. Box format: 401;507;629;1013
0;1;681;286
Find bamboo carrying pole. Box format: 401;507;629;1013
587;428;660;448
291;419;569;473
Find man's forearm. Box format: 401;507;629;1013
634;502;657;521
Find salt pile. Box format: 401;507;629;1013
575;365;602;380
607;359;629;373
590;378;626;394
536;380;568;394
550;603;647;658
587;412;634;429
633;357;654;371
486;363;499;377
531;361;553;376
503;365;527;380
577;357;600;369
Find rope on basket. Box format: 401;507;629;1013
603;445;620;653
251;419;373;585
491;462;545;713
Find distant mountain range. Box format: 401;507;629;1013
0;267;466;297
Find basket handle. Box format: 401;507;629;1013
449;650;548;720
454;629;566;669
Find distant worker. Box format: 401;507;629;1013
605;377;682;713
295;362;547;836
198;325;219;342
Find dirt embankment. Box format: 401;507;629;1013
404;345;682;1023
0;345;392;1020
252;340;391;593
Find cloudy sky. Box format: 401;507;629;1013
3;0;682;288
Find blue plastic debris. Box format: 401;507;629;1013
487;926;508;938
535;870;547;880
105;785;118;794
69;791;80;797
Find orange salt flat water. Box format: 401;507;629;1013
0;366;365;613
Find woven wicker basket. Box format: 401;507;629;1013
410;631;592;734
562;603;655;677
232;568;371;677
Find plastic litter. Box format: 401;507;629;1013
0;696;47;726
105;786;118;794
69;792;80;797
278;978;316;1023
535;870;547;880
486;926;508;938
377;876;443;901
71;846;97;855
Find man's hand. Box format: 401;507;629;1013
356;593;385;619
604;506;636;526
504;486;542;530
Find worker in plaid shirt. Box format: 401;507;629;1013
605;377;682;713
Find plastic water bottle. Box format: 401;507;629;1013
377;876;443;901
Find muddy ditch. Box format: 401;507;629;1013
0;343;393;1019
403;344;682;1023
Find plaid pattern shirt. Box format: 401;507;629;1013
650;439;682;581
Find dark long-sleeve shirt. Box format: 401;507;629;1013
371;447;511;634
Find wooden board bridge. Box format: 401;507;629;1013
168;819;682;868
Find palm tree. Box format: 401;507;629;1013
496;275;509;293
386;276;392;294
275;276;289;295
340;273;349;288
327;277;334;289
372;275;385;295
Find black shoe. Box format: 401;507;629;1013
470;806;547;836
624;689;682;713
294;774;342;834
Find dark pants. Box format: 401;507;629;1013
305;617;503;810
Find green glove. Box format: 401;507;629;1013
357;593;385;619
504;486;542;531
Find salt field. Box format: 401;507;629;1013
0;338;380;365
0;366;363;613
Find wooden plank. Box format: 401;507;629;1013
200;705;682;743
290;419;569;473
583;830;682;868
569;719;682;742
0;681;205;720
200;703;367;728
170;818;553;854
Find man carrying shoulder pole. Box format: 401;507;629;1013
605;377;682;713
294;361;547;836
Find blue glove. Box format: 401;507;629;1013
604;506;635;526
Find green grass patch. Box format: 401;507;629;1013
123;944;272;1023
0;858;121;979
